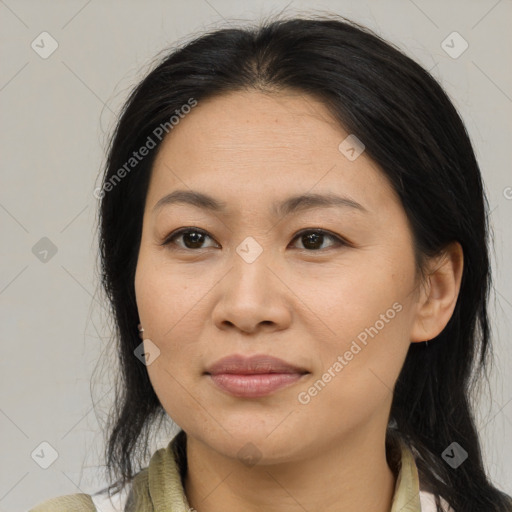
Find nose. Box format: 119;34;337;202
211;248;292;335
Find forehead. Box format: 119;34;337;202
148;90;398;213
156;90;345;157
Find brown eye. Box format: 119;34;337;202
290;229;346;251
161;227;218;250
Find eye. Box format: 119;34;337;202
160;227;348;251
290;228;347;251
161;227;219;250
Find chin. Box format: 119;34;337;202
189;421;306;466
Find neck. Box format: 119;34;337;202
183;426;396;512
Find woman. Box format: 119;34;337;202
30;13;512;512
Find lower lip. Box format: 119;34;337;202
208;373;305;398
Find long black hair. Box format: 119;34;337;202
96;13;512;511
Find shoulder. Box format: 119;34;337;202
29;493;96;511
29;486;130;512
90;486;130;512
419;489;455;512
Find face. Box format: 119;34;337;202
134;90;423;464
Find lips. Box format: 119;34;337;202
204;354;309;376
204;354;309;398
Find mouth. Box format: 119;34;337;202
204;354;310;398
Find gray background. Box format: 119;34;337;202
1;0;511;510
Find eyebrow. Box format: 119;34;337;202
152;189;368;217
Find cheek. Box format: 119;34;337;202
135;254;212;411
294;308;410;436
141;315;207;431
293;258;413;419
135;249;205;340
146;360;210;434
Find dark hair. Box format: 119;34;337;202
96;13;512;512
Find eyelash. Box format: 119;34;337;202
160;227;349;252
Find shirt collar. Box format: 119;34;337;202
390;435;422;511
156;430;421;512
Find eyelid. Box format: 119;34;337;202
291;228;348;249
160;227;349;250
160;227;218;248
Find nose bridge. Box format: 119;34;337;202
230;234;274;299
212;235;290;332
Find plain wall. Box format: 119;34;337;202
1;1;511;510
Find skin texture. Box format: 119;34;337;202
134;90;464;512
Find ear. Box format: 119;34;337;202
410;241;464;343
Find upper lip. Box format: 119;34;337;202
205;354;309;375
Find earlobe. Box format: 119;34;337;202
409;241;464;343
